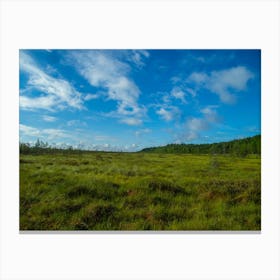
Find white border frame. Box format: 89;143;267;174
1;0;279;279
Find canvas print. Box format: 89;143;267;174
19;50;261;231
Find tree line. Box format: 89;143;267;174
20;139;84;155
20;135;261;156
140;135;261;156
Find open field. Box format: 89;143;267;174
20;152;261;230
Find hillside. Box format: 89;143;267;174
140;135;261;156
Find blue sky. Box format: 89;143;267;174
19;49;261;151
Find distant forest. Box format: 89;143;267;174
20;135;260;156
140;135;261;156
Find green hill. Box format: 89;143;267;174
140;135;261;156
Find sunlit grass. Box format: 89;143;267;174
20;152;261;230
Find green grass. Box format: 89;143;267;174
20;152;261;230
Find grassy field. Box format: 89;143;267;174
20;152;261;230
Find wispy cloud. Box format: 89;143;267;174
182;106;221;141
200;106;220;123
170;77;196;101
156;106;181;122
126;50;150;68
67;120;87;127
184;118;208;141
42;115;57;122
20;124;69;140
20;124;40;137
152;90;185;121
120;117;142;126
42;129;69;140
67;50;145;125
84;93;99;101
180;52;236;68
187;66;254;104
20;52;84;111
20;95;58;111
135;128;152;137
171;87;187;104
185;87;196;97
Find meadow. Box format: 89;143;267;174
20;152;261;230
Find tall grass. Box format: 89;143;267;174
20;152;261;230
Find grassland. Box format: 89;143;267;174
20;152;261;230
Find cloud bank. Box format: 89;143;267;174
20;52;84;111
67;50;146;125
187;66;254;104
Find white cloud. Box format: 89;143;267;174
185;87;196;97
42;115;57;122
187;117;208;132
135;128;152;137
19;124;140;152
20;124;69;140
157;108;173;121
183;130;200;141
42;129;68;140
207;66;254;103
120;117;142;126
156;106;181;122
170;76;182;84
84;93;99;101
162;93;171;104
20;95;58;111
183;117;208;141
182;52;236;67
67;120;87;127
171;87;187;103
187;66;254;104
20;52;84;111
20;124;40;137
200;107;220;123
170;79;196;100
183;106;221;141
68;50;145;125
211;66;253;91
127;50;150;68
188;72;208;84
